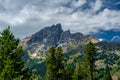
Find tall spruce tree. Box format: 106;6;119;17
64;65;74;80
84;42;96;80
46;46;65;80
0;27;33;80
46;46;57;80
73;59;83;80
103;65;112;80
55;46;65;80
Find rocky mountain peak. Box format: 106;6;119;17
59;30;71;43
27;23;63;46
22;23;99;56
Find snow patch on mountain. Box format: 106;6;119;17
98;38;103;41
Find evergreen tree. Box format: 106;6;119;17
46;46;65;80
0;27;33;80
55;46;65;80
73;59;83;80
84;42;96;80
46;46;57;80
64;65;74;80
103;65;112;80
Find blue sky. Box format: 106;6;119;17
0;0;120;39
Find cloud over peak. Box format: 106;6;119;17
0;0;120;39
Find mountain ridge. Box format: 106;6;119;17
21;23;99;57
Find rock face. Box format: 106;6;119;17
22;23;99;57
19;34;33;47
27;24;63;46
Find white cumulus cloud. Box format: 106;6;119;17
0;0;120;39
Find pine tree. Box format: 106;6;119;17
46;46;65;80
0;56;14;80
84;42;96;80
0;27;33;80
46;46;57;80
64;65;74;80
103;65;112;80
73;59;83;80
55;46;65;80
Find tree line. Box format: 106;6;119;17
0;27;112;80
45;43;112;80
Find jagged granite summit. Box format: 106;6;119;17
21;23;99;57
27;24;63;46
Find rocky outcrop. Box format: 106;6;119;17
19;34;33;47
27;23;63;46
